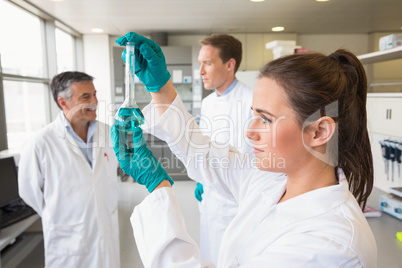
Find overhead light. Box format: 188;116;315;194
316;0;330;2
249;0;266;2
91;28;104;33
272;26;284;32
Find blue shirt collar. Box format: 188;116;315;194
61;112;97;168
61;112;97;145
216;79;238;97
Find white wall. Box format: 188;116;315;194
168;34;207;47
297;34;370;55
168;33;299;71
169;33;369;71
83;34;114;125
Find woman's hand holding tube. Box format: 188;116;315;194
116;32;171;92
111;125;173;193
117;32;177;116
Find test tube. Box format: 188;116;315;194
125;41;135;104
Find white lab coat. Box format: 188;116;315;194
199;80;253;154
132;96;377;268
18;112;120;268
198;80;253;264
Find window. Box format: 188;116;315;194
3;81;48;150
56;28;75;73
0;0;82;152
0;0;45;78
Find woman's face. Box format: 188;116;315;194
246;77;307;173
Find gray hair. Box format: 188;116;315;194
50;71;94;109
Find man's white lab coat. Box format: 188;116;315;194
198;80;253;264
18;113;120;268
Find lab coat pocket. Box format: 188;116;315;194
47;221;89;256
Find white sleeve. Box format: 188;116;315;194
18;141;44;215
132;187;215;268
141;96;252;202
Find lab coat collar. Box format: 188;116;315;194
55;112;97;143
237;171;351;264
54;112;102;143
216;78;238;97
52;112;105;168
276;181;348;222
65;120;97;146
272;170;349;225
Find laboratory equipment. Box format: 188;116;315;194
114;41;144;136
397;232;402;241
0;157;36;228
379;139;402;182
396;143;402;179
379;140;389;180
380;193;402;220
389;187;402;198
389;141;396;182
367;94;402;193
0;157;21;208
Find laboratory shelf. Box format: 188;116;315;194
357;46;402;64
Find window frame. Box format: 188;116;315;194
0;0;83;151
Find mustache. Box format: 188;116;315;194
65;103;98;117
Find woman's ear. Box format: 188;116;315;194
302;116;337;165
311;116;336;147
303;116;336;148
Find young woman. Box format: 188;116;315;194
113;32;377;267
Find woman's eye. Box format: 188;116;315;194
261;116;271;124
255;115;271;124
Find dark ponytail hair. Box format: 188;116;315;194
259;49;373;209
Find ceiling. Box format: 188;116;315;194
19;0;402;36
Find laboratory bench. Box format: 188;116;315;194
0;214;41;268
366;187;402;268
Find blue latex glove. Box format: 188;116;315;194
116;32;171;92
111;125;174;192
194;182;204;202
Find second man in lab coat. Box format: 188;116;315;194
196;34;254;265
